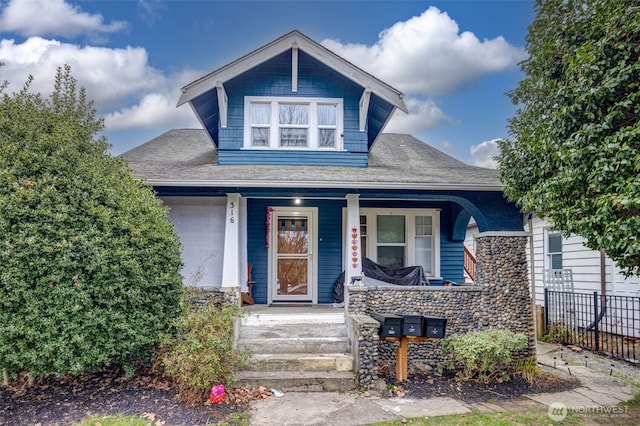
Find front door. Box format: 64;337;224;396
269;207;317;303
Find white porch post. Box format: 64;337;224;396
221;193;241;288
344;194;362;283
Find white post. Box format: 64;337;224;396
221;193;241;288
344;194;362;284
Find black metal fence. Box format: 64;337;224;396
544;289;640;363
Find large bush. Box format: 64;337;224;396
498;0;640;275
0;66;183;379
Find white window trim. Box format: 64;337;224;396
358;208;441;279
244;96;343;150
543;228;563;271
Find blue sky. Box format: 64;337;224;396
0;0;535;166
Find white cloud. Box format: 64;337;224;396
469;139;501;169
137;0;164;26
0;0;127;39
385;97;456;134
104;92;198;131
322;6;525;96
0;37;164;109
0;36;203;133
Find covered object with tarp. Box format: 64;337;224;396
332;257;430;303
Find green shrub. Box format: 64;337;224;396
542;322;582;344
159;292;248;403
439;329;528;383
0;67;183;379
513;355;541;384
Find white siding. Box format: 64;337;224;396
464;217;478;253
463;217;479;283
162;196;226;287
528;216;639;304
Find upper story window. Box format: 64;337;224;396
244;97;343;150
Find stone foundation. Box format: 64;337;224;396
183;286;240;309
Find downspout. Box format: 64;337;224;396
586;248;607;330
528;213;538;338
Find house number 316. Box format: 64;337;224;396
229;202;235;223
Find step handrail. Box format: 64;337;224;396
463;244;476;282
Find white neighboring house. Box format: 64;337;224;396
526;215;640;305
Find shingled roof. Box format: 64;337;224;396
121;129;502;191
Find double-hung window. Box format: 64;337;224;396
547;231;563;270
245;97;342;150
356;209;440;278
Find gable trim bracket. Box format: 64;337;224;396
292;42;298;92
216;81;228;128
359;87;371;132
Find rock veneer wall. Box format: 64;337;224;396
346;233;534;389
475;233;536;356
183;286;240;309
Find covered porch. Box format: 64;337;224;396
169;186;523;306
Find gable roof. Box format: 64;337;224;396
177;30;407;113
121;129;502;191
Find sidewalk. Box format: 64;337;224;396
247;342;639;425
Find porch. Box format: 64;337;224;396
232;231;535;390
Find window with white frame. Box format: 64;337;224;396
244;97;342;150
357;209;440;277
547;231;563;270
414;215;433;275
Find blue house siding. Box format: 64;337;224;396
366;93;396;147
192;91;219;145
218;150;368;166
316;200;346;303
246;198;346;304
215;50;370;164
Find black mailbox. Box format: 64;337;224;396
423;317;447;339
373;313;403;338
401;314;424;337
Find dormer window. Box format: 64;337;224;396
244;97;343;150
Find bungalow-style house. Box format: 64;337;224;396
123;31;535;390
123;30;524;303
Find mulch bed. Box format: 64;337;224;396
0;365;581;426
0;367;241;426
384;367;580;403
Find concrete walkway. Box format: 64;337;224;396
247;342;639;425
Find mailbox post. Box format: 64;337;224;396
376;314;447;381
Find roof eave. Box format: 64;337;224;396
140;179;503;192
177;30;407;113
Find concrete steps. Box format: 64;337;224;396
234;305;355;392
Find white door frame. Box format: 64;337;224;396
268;206;318;304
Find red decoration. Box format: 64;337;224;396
265;206;273;247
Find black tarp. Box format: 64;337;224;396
332;257;430;303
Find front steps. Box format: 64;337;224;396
234;305;355;392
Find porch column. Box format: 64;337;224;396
344;194;362;283
221;193;241;288
475;231;536;357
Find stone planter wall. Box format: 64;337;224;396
346;233;535;389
